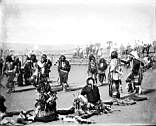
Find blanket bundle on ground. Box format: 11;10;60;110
112;94;148;106
0;94;148;125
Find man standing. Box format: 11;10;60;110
97;58;108;85
0;95;7;119
14;56;23;86
0;57;3;77
38;54;52;80
126;51;144;94
3;55;16;93
108;51;123;98
87;54;98;84
0;57;4;88
58;55;71;90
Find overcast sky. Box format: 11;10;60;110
4;0;156;47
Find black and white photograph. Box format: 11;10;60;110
0;0;156;125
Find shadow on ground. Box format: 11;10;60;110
142;89;156;95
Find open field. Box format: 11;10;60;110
1;64;156;125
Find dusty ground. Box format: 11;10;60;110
1;64;156;125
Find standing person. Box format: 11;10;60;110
97;58;108;85
108;51;123;98
30;54;39;86
87;54;98;84
23;55;33;86
58;55;71;90
0;57;3;77
0;57;4;88
37;54;52;80
14;56;23;86
3;55;16;93
126;51;144;94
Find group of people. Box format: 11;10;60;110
0;52;73;93
0;53;53;93
32;49;150;123
0;48;155;124
87;50;154;99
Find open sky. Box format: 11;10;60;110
3;0;156;47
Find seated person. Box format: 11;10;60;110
74;77;111;115
81;77;100;106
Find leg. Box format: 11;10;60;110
17;72;23;86
98;73;105;84
59;72;63;87
98;73;102;84
94;73;97;84
112;80;120;98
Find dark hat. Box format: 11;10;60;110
42;54;47;58
111;51;118;59
89;54;95;61
86;77;95;85
59;55;66;61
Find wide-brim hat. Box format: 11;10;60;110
129;51;139;59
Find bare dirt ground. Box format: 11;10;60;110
1;65;156;125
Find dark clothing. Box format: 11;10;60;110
97;58;107;83
58;60;71;73
3;61;15;74
59;70;68;84
126;72;143;86
126;58;144;86
132;59;144;75
23;60;33;85
14;59;23;86
124;58;144;75
97;58;107;72
3;61;16;91
44;59;52;77
37;83;52;94
0;95;7;113
98;73;106;83
88;61;97;74
58;59;71;85
81;85;100;105
39;59;52;78
34;113;58;122
0;59;3;76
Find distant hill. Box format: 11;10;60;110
3;42;76;54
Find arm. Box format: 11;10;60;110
140;61;144;66
81;87;87;96
47;59;52;68
65;61;71;72
120;59;129;64
57;61;61;72
87;62;91;74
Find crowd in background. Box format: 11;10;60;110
0;42;156;124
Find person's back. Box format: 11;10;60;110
131;58;144;75
132;59;141;75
